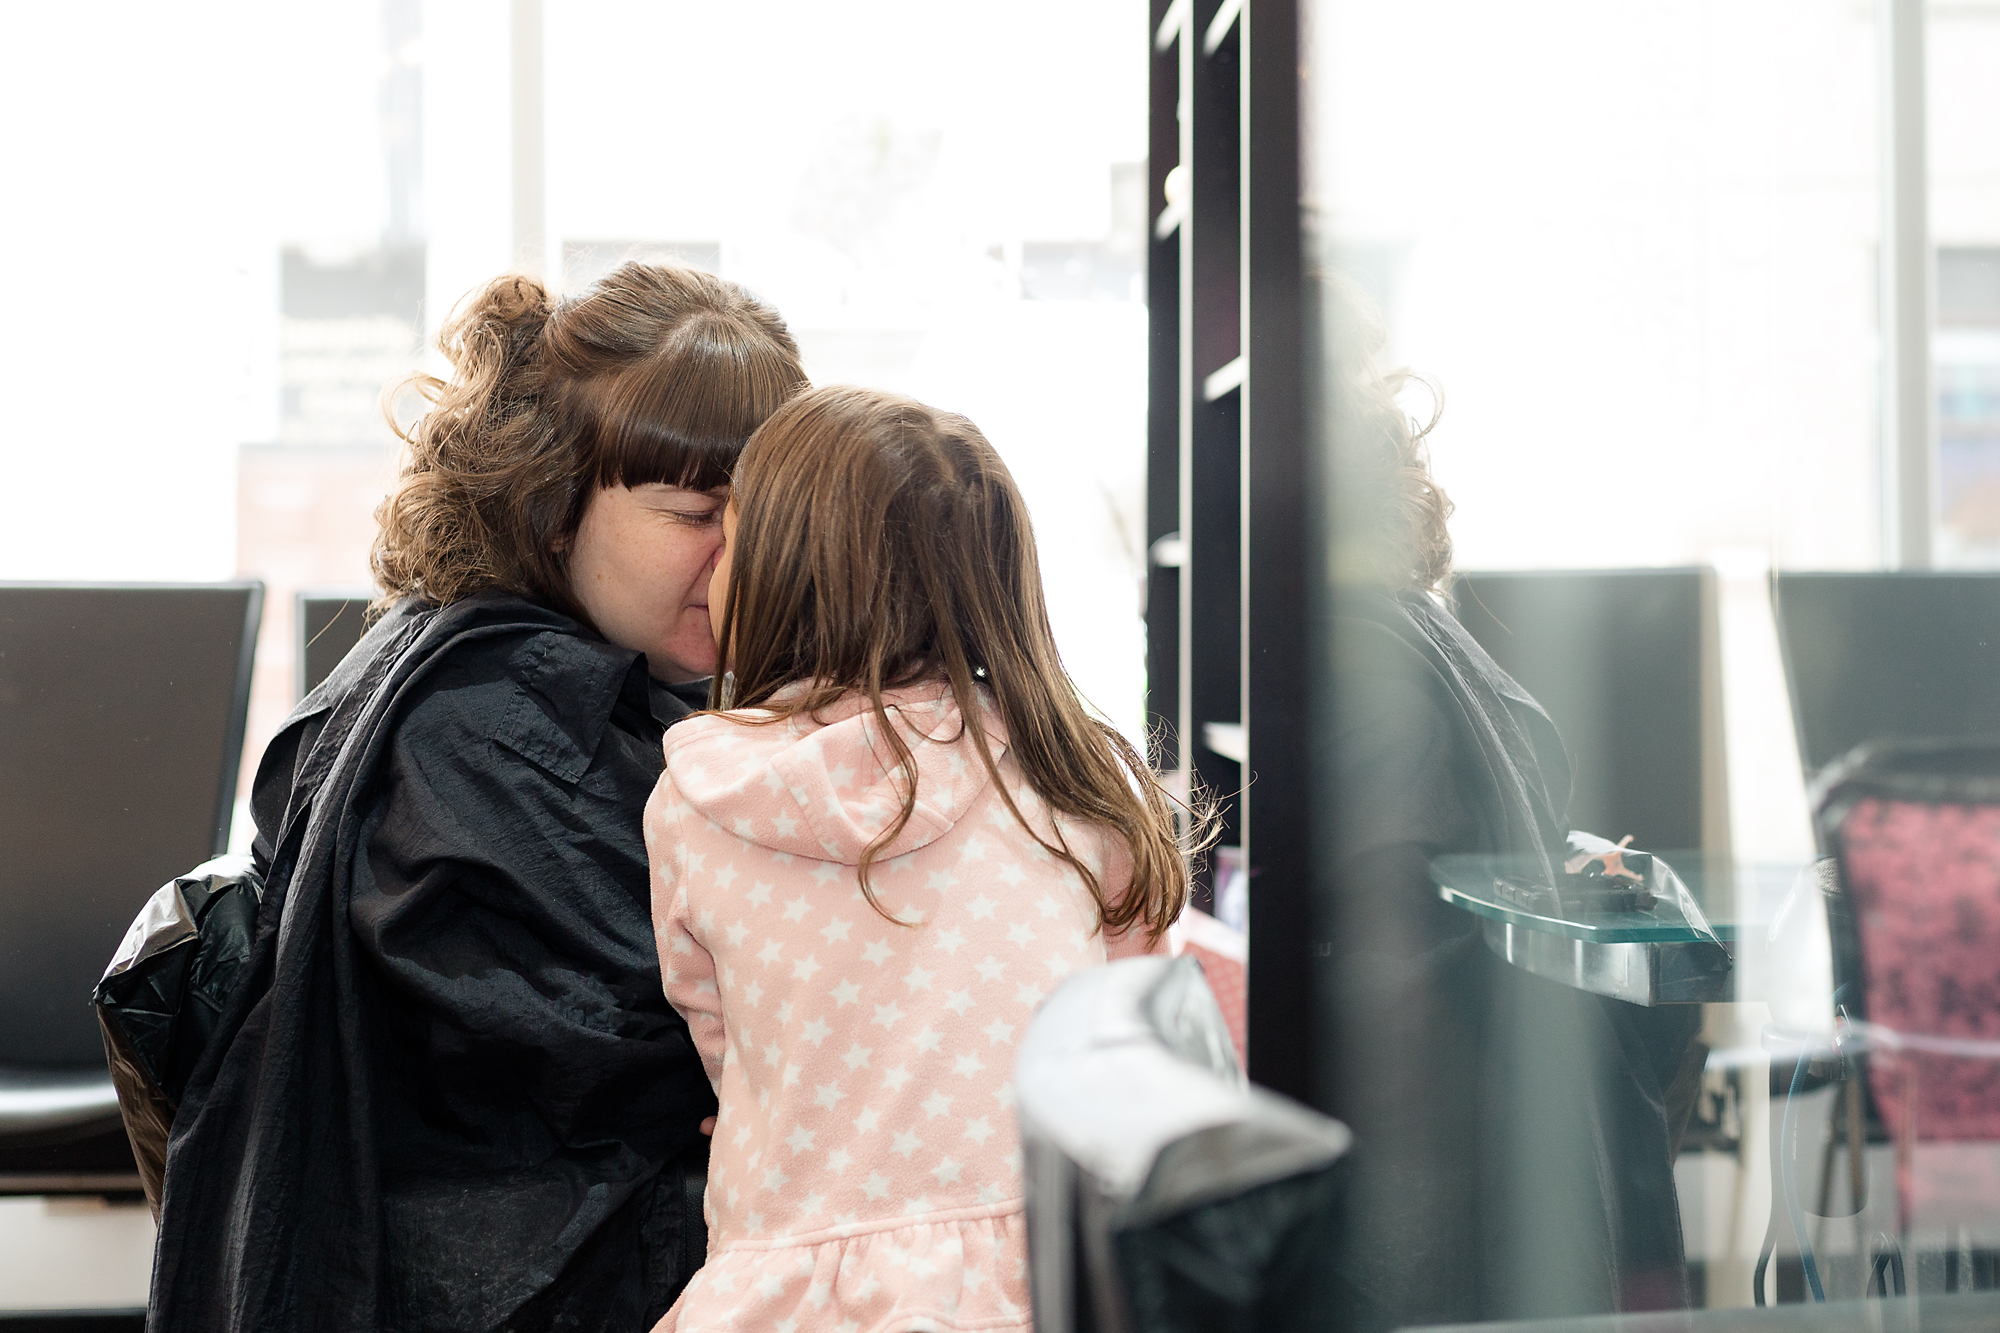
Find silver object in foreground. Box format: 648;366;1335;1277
1015;954;1350;1332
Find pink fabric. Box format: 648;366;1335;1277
1840;796;2000;1148
646;681;1158;1332
1169;908;1247;1071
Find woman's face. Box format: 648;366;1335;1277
565;482;729;684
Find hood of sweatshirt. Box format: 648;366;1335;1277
661;679;1010;864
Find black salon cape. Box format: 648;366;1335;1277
149;591;718;1333
1317;590;1704;1328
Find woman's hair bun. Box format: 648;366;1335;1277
439;273;556;394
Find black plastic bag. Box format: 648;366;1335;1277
93;854;263;1212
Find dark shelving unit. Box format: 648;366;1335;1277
1145;0;1312;1099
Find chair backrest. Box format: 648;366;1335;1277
1772;571;2000;782
296;588;374;699
0;583;261;1067
1818;741;2000;1145
1451;568;1715;852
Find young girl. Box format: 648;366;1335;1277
645;385;1191;1331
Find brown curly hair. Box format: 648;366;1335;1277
1313;269;1455;594
372;262;807;618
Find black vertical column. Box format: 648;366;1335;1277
1240;0;1311;1101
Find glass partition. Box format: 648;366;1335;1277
1286;0;2000;1321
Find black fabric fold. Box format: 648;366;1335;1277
151;590;716;1333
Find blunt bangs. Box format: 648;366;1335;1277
583;312;807;495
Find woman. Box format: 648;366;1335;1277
1310;276;1705;1326
151;263;807;1333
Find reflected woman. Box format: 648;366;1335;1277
1310;274;1705;1326
151;264;807;1332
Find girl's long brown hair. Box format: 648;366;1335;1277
716;386;1200;940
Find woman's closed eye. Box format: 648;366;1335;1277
659;503;724;528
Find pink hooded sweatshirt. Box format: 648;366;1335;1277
645;680;1155;1332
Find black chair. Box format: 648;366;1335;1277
295;588;374;700
1016;955;1352;1332
1770;571;2000;785
1450;568;1718;854
0;583;260;1196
